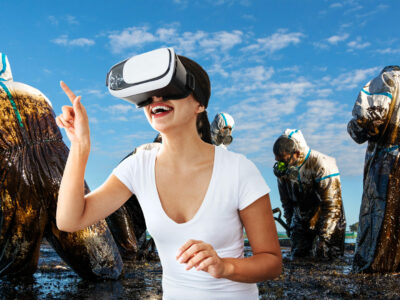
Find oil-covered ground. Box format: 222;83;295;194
1;241;400;299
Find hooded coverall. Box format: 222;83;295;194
277;129;346;259
348;66;400;272
210;112;234;148
0;53;122;278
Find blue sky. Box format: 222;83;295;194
2;0;400;231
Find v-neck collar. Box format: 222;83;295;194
151;145;218;226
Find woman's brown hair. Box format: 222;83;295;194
178;55;212;144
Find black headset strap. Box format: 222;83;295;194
187;71;208;108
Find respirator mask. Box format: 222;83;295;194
215;127;233;146
273;153;299;180
106;48;204;108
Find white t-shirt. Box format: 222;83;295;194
113;145;270;300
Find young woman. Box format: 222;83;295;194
56;54;282;300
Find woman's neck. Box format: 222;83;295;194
158;128;214;167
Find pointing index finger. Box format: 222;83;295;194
60;81;77;104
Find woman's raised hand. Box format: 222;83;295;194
56;81;90;148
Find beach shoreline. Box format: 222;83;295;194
0;240;399;299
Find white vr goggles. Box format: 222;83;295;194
106;48;200;108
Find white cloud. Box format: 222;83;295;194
52;35;95;47
88;116;99;124
199;30;243;52
107;104;135;115
314;33;350;49
330;67;380;90
206;0;251;6
107;26;243;59
224;77;314;159
75;88;107;98
89;102;143;123
347;37;370;50
295;100;365;176
208;63;229;78
66;15;79;25
156;27;178;42
343;4;363;15
242;14;256;21
278;65;300;73
313;41;329;49
330;3;343;8
69;38;94;46
216;70;311;96
113;116;129;121
354;4;388;19
315;88;333;97
86;89;107;98
48;15;79;26
48;16;58;25
172;30;208;56
106;25;304;68
243;29;304;54
266;79;314;97
231;66;274;82
376;47;400;54
297;99;346;131
170;29;243;58
108;27;157;53
327;33;349;45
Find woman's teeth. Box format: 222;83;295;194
151;106;172;114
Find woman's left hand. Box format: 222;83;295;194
176;239;228;278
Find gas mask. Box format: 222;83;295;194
215;127;233;146
273;153;299;180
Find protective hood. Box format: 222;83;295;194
211;112;234;136
211;112;235;147
0;53;12;82
0;53;52;108
282;129;310;164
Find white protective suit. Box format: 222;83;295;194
210;112;235;148
0;53;122;279
348;65;400;272
276;129;346;259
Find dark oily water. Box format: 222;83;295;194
0;241;162;300
1;242;400;299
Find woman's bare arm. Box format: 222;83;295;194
223;194;282;282
177;194;282;282
57;167;132;232
55;81;132;232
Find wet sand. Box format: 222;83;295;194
1;242;400;299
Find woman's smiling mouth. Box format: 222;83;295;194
150;104;173;118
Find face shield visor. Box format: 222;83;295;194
106;48;196;108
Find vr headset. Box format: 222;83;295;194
106;48;200;108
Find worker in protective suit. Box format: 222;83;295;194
210;112;234;148
0;53;122;279
273;129;346;259
348;65;400;273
